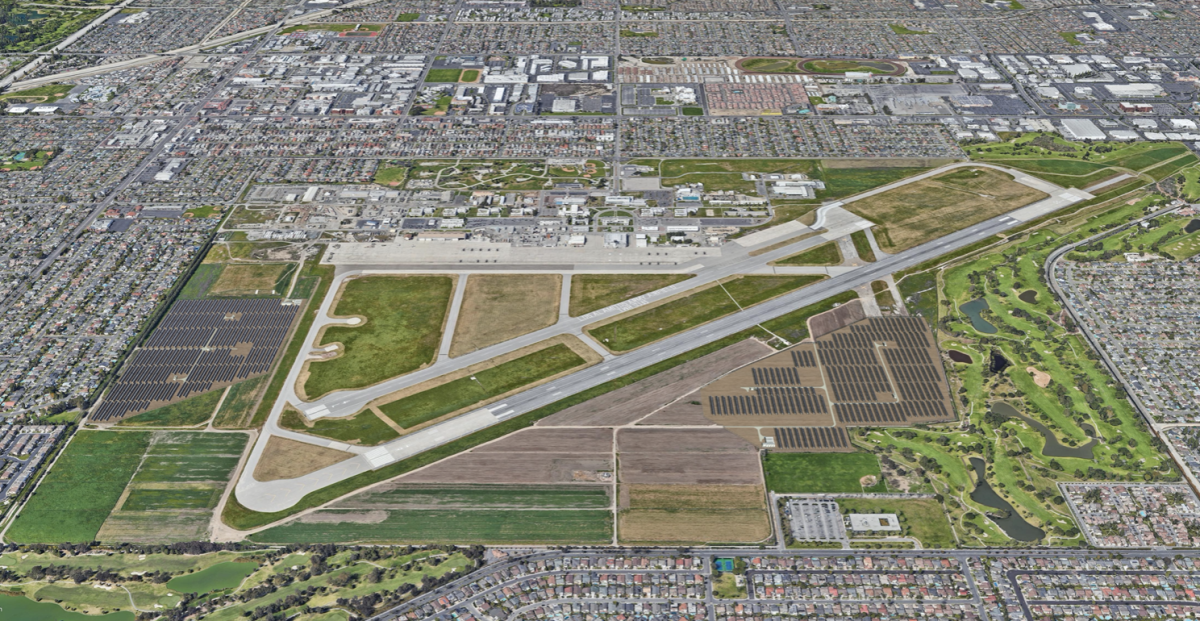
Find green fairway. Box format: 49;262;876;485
774;241;842;266
8;431;151;543
280;407;400;445
248;509;613;544
378;343;587;429
166;561;258;595
0;594;134;621
116;388;221;427
569;273;694;317
763;451;886;493
587;275;824;352
305;275;454;399
837;498;956;548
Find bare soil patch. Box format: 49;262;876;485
619;452;761;485
212;263;288;295
472;427;612;453
637;389;711;426
1027;366;1052;388
619;509;770;544
397;453;613;484
298;510;388;524
621;484;765;511
253;436;355;482
450;274;561;357
617;427;757;454
538;339;771;427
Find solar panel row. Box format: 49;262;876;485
750;366;803;386
790;349;816;367
91;299;299;422
773;426;850;450
708;386;827;416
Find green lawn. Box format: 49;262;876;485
837;498;956;548
763;451;886;493
587;275;824;352
115;389;221;427
775;241;842;266
8;431;152;543
280;407;399;446
396;12;419;21
305;275;454;399
569;273;694;317
378;344;586;429
851;230;877;262
681;106;703;116
889;23;931;34
248;509;613;544
424;68;462;82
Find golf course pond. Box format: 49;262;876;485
991;401;1097;459
1018;289;1038;304
969;457;1046;542
948;350;973;364
165;560;258;594
959;298;998;334
0;593;135;621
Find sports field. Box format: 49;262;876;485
586;275;823;352
304;275;454;399
8;431;152;543
846;167;1047;252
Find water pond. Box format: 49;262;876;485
0;593;134;621
968;457;1045;542
948;350;973;364
992;402;1096;460
1018;290;1038;304
959;298;997;334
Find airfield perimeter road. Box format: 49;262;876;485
233;164;1090;514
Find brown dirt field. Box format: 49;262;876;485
846;167;1048;252
636;389;711;426
619;452;761;485
212;263;288;294
253;436;355;482
621;484;765;511
538;338;772;427
617;427;757;454
449;274;561;358
396;453;613;484
619;509;771;544
472;427;612;453
808;299;865;339
298;510;388;524
1027;366;1052;388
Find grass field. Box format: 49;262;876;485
8;431;151;543
212;376;266;428
449;274;560;357
281;406;400;446
763;451;886;493
305;275;454;399
178;263;225;299
846;167;1047;252
837;498;955;548
851;230;877;262
587;275;823;352
122;485;223;511
569;273;694;317
966;134;1190;186
424;68;462;82
249;509;613;544
210;263;290;295
378;343;587;429
115;388;221;427
774;241;842;266
131;432;247;484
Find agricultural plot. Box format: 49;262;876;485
96;431;248;544
619;484;771;544
846;167;1047;252
586;275;824;352
248;484;613;544
304;275;454;399
8;431;151;543
449;274;561;357
569;273;694;317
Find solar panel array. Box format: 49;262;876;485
708;386;827;416
92;299;299;422
773;426;850;450
750;367;803;386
